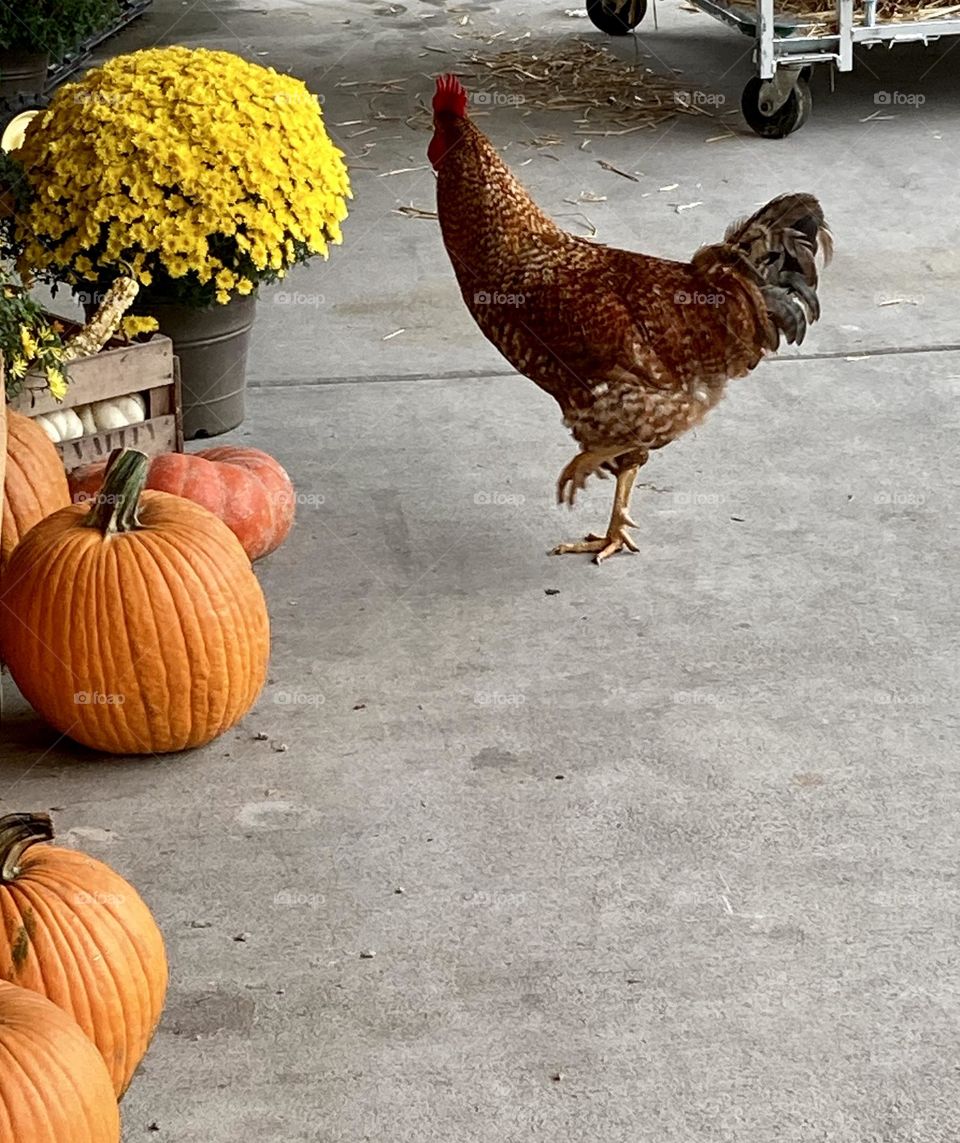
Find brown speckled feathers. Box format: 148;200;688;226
432;94;830;458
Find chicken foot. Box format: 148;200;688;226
555;446;625;508
553;454;645;564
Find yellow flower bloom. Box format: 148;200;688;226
14;46;351;306
121;315;160;338
46;368;68;401
20;328;38;358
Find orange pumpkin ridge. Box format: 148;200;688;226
0;449;270;755
0;979;121;1142
0;812;168;1101
1;409;70;570
67;445;296;561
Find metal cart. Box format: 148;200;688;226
585;0;960;135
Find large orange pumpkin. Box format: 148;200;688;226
0;812;168;1097
0;979;120;1142
0;395;5;585
0;398;6;568
0;448;270;754
68;445;296;561
1;408;70;569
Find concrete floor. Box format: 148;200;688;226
3;0;960;1139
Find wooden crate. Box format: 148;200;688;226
9;333;183;472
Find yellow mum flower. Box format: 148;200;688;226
20;328;39;358
121;315;160;338
46;368;68;401
215;268;236;293
13;46;351;306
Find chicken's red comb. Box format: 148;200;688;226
434;74;468;118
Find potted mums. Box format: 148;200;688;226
5;45;351;437
0;0;118;97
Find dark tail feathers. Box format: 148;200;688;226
697;193;832;349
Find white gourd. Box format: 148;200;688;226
77;404;98;437
115;395;146;425
45;411;71;441
59;409;84;441
90;394;147;431
91;400;129;432
33;392;150;448
33;413;62;443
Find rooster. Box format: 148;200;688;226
429;74;831;563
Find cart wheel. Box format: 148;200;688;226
586;0;648;34
741;75;811;138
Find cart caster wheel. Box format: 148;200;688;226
741;75;811;137
586;0;647;34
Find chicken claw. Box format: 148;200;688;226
552;461;641;563
552;522;640;564
556;456;605;508
555;450;614;508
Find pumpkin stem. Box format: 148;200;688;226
0;813;55;882
84;448;149;534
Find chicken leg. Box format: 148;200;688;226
553;449;647;563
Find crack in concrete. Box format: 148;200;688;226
249;342;960;390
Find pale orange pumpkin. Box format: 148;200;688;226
68;445;296;561
0;448;270;754
0;979;121;1142
1;408;70;569
0;812;168;1098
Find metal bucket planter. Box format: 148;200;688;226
0;52;49;99
136;294;257;440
